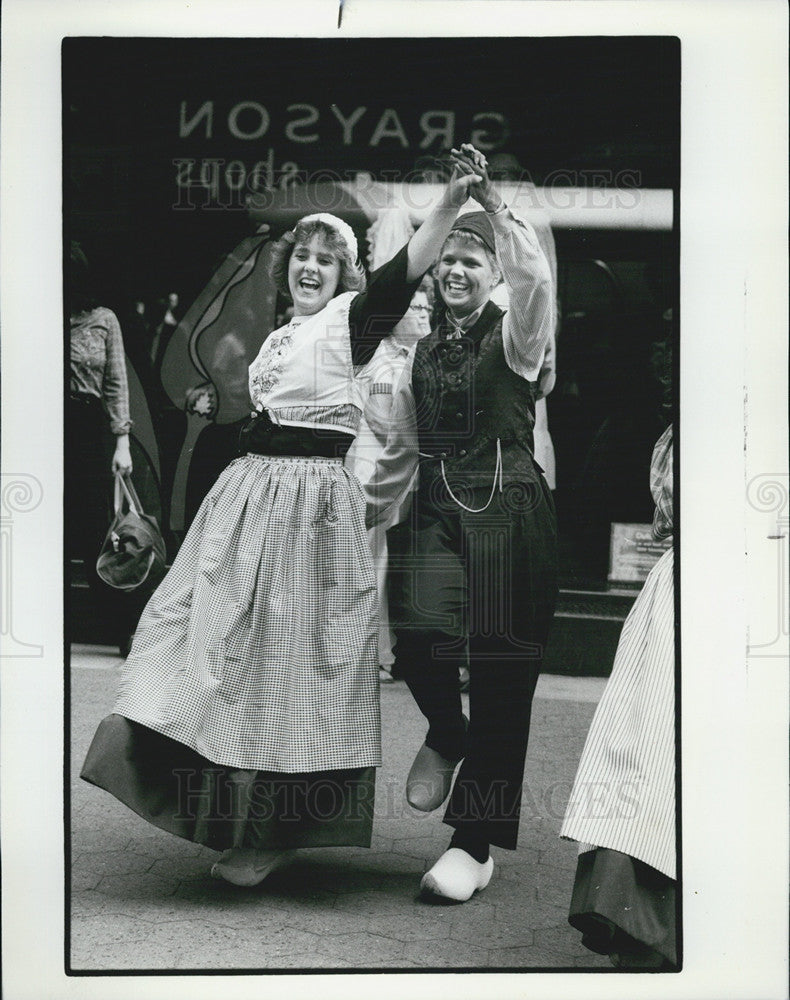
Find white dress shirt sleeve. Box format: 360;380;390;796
489;205;555;382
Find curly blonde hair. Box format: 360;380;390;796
270;219;367;301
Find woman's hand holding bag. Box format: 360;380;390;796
96;473;166;591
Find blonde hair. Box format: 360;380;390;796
270;219;367;300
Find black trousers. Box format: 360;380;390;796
392;469;557;850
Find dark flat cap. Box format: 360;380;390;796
450;211;496;255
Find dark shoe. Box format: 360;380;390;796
406;717;468;812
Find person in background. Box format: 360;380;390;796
67;242;135;655
486;152;525;183
411;152;455;185
394;144;558;903
406;281;434;338
362;192;475;692
560;425;676;969
120;297;155;387
346;277;434;683
132;299;152;348
149;291;181;371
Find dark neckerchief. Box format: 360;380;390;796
432;300;503;354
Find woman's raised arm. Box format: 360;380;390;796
348;154;481;364
405;155;481;281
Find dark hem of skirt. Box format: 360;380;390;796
568;847;678;968
80;715;375;851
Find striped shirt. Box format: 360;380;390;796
489;205;554;379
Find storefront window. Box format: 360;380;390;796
551;238;675;589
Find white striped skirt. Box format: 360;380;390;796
114;453;381;772
560;548;676;879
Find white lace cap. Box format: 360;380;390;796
297;213;359;262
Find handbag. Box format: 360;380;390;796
96;473;167;591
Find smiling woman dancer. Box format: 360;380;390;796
394;144;557;902
81;156;482;887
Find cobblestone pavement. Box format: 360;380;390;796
70;646;610;972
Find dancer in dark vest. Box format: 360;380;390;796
396;143;558;901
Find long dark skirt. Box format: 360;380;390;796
569;847;677;968
81;714;375;851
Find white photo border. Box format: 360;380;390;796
1;2;787;999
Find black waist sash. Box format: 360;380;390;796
238;410;353;460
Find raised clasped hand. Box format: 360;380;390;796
441;156;482;208
449;143;503;214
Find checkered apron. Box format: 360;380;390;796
114;453;381;772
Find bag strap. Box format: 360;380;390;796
114;472;141;516
122;473;146;515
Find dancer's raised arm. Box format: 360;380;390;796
405;157;481;280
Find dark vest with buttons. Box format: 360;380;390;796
412;300;540;491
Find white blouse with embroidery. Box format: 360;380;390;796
248;291;364;436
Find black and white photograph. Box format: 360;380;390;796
63;32;680;973
1;2;787;998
